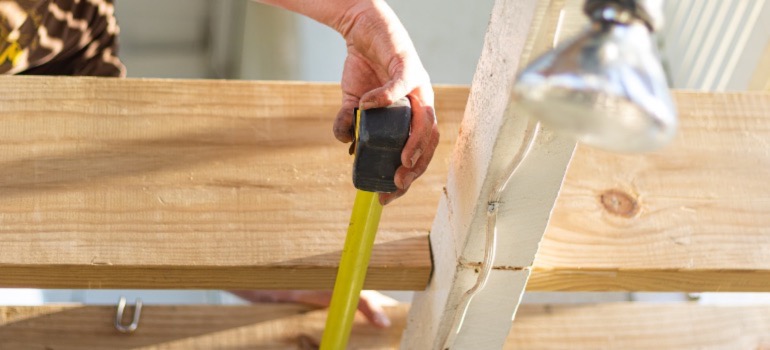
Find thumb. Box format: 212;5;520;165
359;72;412;110
334;96;359;143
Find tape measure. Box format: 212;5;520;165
352;97;412;192
321;97;412;350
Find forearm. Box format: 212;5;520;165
259;0;417;80
255;0;360;32
254;0;411;47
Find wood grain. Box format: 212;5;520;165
532;91;770;291
0;76;467;290
1;76;769;292
507;303;770;350
0;303;400;350
2;303;769;349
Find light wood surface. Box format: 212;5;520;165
532;91;770;291
3;303;769;349
507;303;770;350
1;76;769;291
0;76;468;290
0;303;393;350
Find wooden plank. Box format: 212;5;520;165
402;0;576;348
0;303;400;350
1;76;769;291
3;303;770;349
522;2;770;291
531;91;770;292
507;303;770;350
0;76;470;290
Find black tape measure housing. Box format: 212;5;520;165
352;98;411;193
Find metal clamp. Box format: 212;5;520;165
115;296;142;334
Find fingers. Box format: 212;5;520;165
401;94;436;170
359;72;412;110
236;290;396;328
335;51;381;143
334;95;360;143
357;290;397;328
292;290;394;328
292;290;395;328
338;49;436;206
380;95;439;205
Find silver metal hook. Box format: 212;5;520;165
115;296;142;334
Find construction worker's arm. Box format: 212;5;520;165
258;0;439;205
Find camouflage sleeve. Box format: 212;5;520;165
0;0;125;77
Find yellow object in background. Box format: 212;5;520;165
0;41;23;67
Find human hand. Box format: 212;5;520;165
229;290;397;328
331;1;439;205
255;0;439;205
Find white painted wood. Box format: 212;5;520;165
401;0;576;348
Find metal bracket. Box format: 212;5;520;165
114;296;142;334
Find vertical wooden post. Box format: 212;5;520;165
401;0;576;348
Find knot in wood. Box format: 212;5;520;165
600;189;639;217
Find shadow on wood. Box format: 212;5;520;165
4;303;770;349
0;304;406;350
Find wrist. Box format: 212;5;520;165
331;0;378;39
337;1;417;68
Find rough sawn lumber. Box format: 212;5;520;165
2;303;769;349
0;76;769;292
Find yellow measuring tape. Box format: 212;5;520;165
321;109;385;349
320;189;383;349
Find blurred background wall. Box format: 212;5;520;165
114;0;770;91
115;0;496;84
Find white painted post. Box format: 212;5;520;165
401;0;576;348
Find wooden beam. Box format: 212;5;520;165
509;303;770;349
403;0;576;348
0;76;464;290
3;303;770;349
511;0;770;292
531;91;770;292
0;76;769;291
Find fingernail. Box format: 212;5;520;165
410;149;422;168
361;101;376;110
374;313;391;328
403;173;417;189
